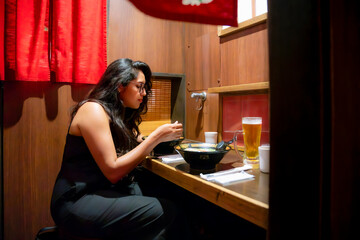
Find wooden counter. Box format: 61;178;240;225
143;150;269;229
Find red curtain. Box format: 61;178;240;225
51;0;107;84
5;0;50;81
0;0;4;80
129;0;238;27
2;0;107;84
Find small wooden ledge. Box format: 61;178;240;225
218;13;267;37
208;82;269;94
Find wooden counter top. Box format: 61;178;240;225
142;150;269;229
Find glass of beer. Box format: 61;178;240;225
234;117;262;168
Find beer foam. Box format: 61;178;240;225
242;118;262;124
259;144;270;150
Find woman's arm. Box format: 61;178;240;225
70;102;183;184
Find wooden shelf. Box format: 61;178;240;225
218;13;267;37
208;82;269;94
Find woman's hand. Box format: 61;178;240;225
149;122;183;144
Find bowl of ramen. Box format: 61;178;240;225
152;137;184;155
175;143;231;170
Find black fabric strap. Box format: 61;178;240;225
35;226;58;239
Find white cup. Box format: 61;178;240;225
205;132;218;144
259;144;270;173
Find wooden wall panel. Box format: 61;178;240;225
185;90;203;140
220;23;269;86
3;82;93;240
183;23;220;142
0;83;2;238
185;90;219;141
329;0;360;239
107;0;184;74
184;23;220;91
184;22;268;142
203;92;220;136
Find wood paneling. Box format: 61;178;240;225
184;22;268;143
185;90;219;142
3;82;93;240
185;90;204;140
329;0;360;239
220;23;269;86
107;0;184;74
183;23;220;142
203;92;220;137
268;0;323;234
0;83;3;238
184;23;220;91
268;0;360;239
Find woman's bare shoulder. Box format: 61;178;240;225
79;102;109;121
79;101;103;112
70;102;109;135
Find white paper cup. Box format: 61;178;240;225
205;132;218;144
259;144;270;173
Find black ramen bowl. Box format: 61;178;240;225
153;137;184;155
175;143;231;170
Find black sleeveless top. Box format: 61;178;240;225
51;134;112;205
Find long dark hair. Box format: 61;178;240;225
71;58;152;154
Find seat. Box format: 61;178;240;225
36;226;102;240
58;228;102;240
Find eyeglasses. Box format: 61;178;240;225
129;82;146;94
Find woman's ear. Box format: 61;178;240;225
118;85;123;93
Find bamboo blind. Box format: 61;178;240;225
140;79;172;135
142;79;172;121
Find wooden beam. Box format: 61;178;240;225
208;82;269;94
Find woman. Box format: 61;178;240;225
51;58;190;239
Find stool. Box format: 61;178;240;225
58;227;102;240
35;226;102;240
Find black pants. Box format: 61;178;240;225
52;180;192;240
